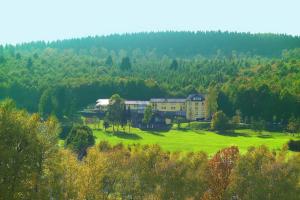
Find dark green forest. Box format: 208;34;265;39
0;31;300;124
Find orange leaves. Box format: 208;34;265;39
203;146;239;200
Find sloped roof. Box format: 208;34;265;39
187;94;205;101
150;98;186;103
96;99;109;106
125;100;149;105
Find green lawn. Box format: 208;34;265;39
91;122;299;155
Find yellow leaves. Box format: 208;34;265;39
56;148;108;200
1;102;300;200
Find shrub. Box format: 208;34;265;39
251;119;266;133
211;111;230;131
288;140;300;152
189;121;210;130
287;117;300;135
59;124;73;139
98;140;112;152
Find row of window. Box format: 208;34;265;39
160;106;186;110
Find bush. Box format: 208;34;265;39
251;119;266;133
59;124;73;139
211;111;230;131
287;117;300;135
288;140;300;152
65;125;95;159
189;122;211;130
98;140;112;152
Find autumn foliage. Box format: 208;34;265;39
1;104;300;199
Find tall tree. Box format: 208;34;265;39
205;86;219;119
105;94;125;132
105;55;113;67
143;105;153;127
211;110;230;131
203;146;239;200
0;99;60;199
170;59;179;70
0;45;5;64
287;116;300;136
120;57;131;70
65;125;95;160
26;57;33;68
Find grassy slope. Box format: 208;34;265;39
91;122;298;155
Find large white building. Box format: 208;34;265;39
95;94;206;121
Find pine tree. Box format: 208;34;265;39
120;57;131;70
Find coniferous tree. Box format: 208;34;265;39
170;59;178;70
120;57;131;70
26;57;33;68
105;55;113;67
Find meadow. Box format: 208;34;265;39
90;122;298;155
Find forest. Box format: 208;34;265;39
0;31;299;126
1;31;300;199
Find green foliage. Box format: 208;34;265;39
174;116;185;129
205;86;219;118
65;125;95;159
0;98;16;110
231;110;241;129
211;111;230;131
287;116;300;135
288;140;300;152
1;103;300;199
0;100;61;199
227;146;300;200
120;57;131;70
105;94;125;132
13;31;300;57
26;57;33;68
170;59;179;70
251;119;266;133
105;55;113;66
103;120;109;131
38;88;58;118
0;31;299;125
142;105;153;125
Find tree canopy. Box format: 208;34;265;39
0;31;299;125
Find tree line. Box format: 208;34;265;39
10;31;300;57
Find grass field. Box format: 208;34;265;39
90;122;299;155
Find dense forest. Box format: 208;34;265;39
0;31;300;124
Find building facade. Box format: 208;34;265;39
95;94;206;121
186;94;206;121
150;98;186;117
125;100;149;114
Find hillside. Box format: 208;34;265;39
11;31;300;57
0;31;299;123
